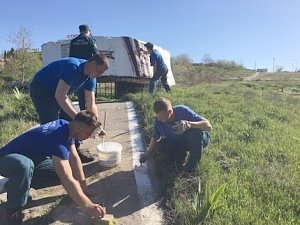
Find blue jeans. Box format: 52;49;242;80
157;129;211;171
0;154;59;209
149;69;171;94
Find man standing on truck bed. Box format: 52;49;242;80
144;42;171;94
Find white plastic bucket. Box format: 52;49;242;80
97;142;122;168
0;175;8;193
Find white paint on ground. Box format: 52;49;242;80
126;101;163;225
112;195;131;208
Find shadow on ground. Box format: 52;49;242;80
0;166;161;225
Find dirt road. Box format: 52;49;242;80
244;72;260;81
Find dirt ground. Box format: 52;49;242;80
0;102;163;225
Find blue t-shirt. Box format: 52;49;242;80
34;57;96;94
150;49;168;73
0;120;75;164
152;105;203;139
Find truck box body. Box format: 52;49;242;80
41;36;175;86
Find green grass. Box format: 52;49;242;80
0;88;38;145
1;65;299;224
127;82;300;225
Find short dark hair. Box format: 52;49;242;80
144;42;153;50
74;110;101;128
88;53;109;67
153;97;172;113
79;24;89;33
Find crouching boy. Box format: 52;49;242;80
0;110;106;225
140;97;212;173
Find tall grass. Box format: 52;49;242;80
127;82;300;225
0;88;38;146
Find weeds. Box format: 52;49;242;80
13;86;23;99
192;178;227;223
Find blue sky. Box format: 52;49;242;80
1;0;299;72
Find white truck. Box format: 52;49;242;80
41;36;175;97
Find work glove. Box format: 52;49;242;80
171;120;190;135
139;151;150;165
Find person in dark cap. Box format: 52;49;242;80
70;25;98;61
144;42;171;94
69;24;100;162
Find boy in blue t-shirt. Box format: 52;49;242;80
30;54;109;124
140;97;212;173
30;53;109;163
0;111;106;224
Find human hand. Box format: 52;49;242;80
91;126;106;139
86;203;106;219
171;120;190;135
139;151;150;165
98;129;106;138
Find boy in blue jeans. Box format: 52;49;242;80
140;97;212;173
0;111;106;225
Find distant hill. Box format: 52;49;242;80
172;62;300;87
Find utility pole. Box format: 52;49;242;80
273;57;275;72
293;59;297;72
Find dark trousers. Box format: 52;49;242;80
29;78;72;124
77;88;86;111
29;78;80;149
149;69;171;94
157;129;210;171
0;154;59;209
77;84;98;111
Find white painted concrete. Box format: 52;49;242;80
126;101;163;225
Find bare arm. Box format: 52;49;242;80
68;144;85;184
52;155;105;218
55;79;77;120
148;137;158;152
85;90;98;119
189;118;212;132
68;144;95;196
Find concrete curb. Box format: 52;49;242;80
127;101;163;225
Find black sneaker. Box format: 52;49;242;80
7;208;24;225
77;149;94;163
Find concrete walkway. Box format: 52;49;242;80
0;101;163;225
49;101;163;225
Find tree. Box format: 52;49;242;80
172;54;193;65
202;53;214;65
5;26;42;84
